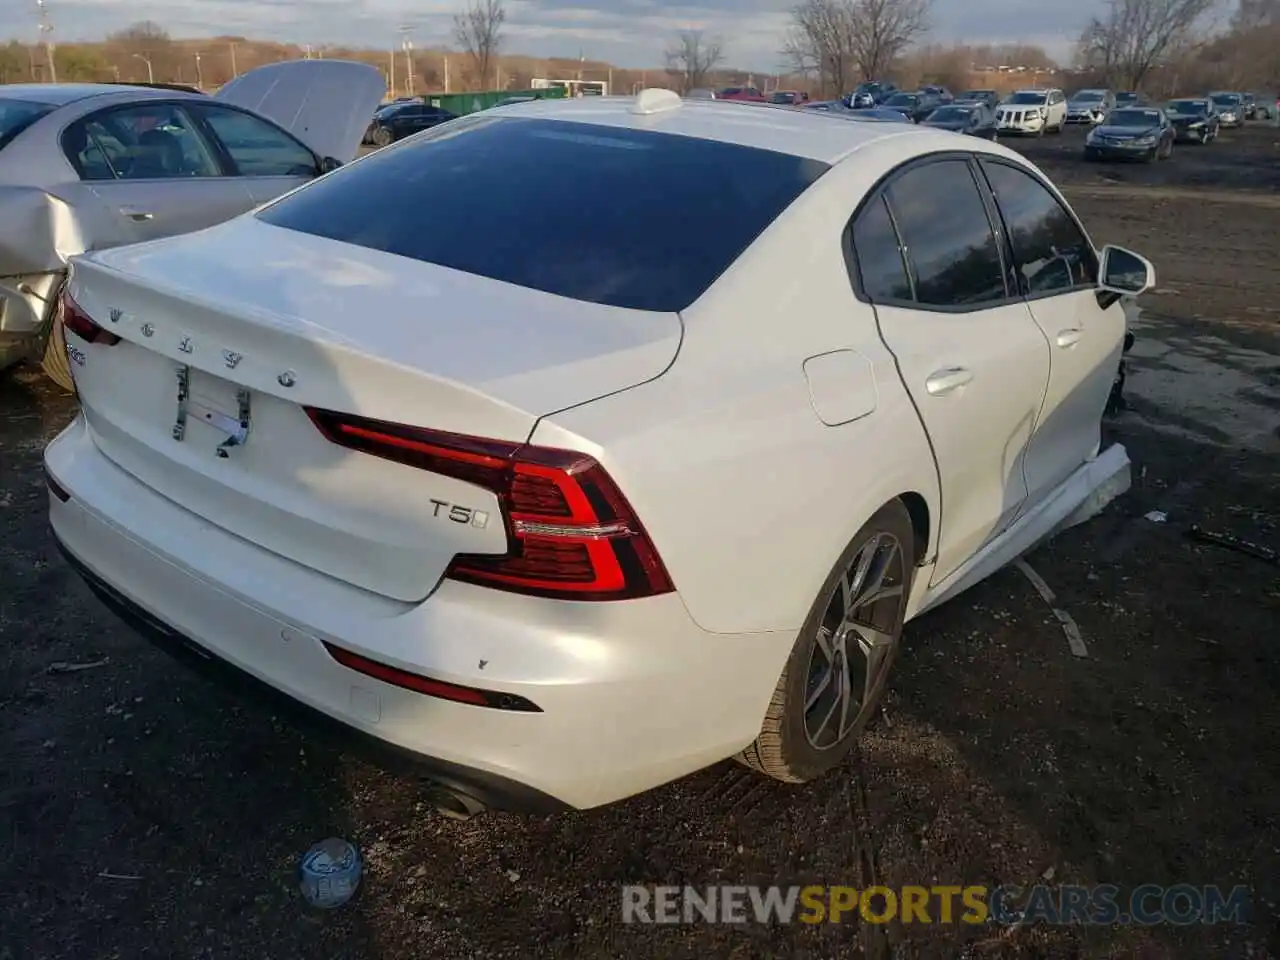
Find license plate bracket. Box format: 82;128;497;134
172;365;251;458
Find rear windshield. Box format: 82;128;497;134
1072;91;1104;101
1008;92;1047;104
1211;94;1240;104
1168;100;1207;114
929;106;971;121
0;98;54;151
256;117;827;313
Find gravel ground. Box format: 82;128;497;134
2;122;1278;960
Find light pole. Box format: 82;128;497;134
36;0;57;83
398;26;414;96
228;41;238;77
194;50;203;88
133;53;153;83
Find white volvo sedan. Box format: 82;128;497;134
45;90;1152;816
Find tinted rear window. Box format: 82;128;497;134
257;116;828;312
0;98;54;151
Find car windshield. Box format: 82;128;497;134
929;107;971;121
885;94;916;105
256;117;829;313
855;83;883;94
1107;109;1160;126
1007;92;1047;104
1211;94;1239;105
0;98;55;151
769;92;798;104
959;90;992;100
1167;100;1207;115
1116;93;1137;102
1072;91;1105;102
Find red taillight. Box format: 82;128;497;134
305;409;675;602
60;290;120;346
322;642;541;711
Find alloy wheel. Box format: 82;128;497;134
803;533;905;750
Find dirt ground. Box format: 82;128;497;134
2;122;1278;960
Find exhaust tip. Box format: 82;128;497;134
425;785;487;821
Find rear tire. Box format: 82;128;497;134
39;282;74;393
372;127;393;147
736;501;916;783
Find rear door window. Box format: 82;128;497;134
256;117;828;312
0;98;54;151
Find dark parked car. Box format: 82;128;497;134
364;102;456;145
920;84;954;103
768;90;810;105
1165;98;1220;143
921;103;998;139
1241;92;1257;119
1084;106;1175;161
954;89;1000;109
847;80;898;107
882;90;943;123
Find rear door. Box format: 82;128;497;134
850;156;1052;583
976;157;1122;508
65;101;254;245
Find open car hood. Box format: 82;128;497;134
214;60;385;164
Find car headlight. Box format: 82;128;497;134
1134;135;1157;146
1188;120;1204;128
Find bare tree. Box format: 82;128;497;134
663;30;725;92
106;21;174;81
783;0;931;96
454;0;505;89
1077;0;1215;91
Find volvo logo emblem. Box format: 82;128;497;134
109;308;123;323
277;370;297;388
141;323;155;337
178;337;194;354
223;350;243;369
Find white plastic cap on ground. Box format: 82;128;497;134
631;88;682;116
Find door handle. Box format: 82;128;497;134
1055;328;1083;348
119;207;154;221
925;366;973;396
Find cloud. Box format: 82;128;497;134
30;0;1100;72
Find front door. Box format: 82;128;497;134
851;157;1052;583
977;158;1125;506
189;104;321;207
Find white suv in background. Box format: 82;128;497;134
996;88;1067;135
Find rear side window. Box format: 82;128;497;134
884;160;1007;308
0;98;54;151
850;196;912;302
256;117;827;312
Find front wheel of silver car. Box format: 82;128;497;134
39;282;74;393
736;501;916;784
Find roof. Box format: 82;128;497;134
488;94;920;163
0;83;149;106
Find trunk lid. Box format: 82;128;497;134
213;59;386;164
65;216;682;602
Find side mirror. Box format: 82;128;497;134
1097;245;1155;296
319;156;342;175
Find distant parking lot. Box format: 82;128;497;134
2;115;1278;959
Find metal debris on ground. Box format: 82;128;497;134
1186;525;1279;566
47;658;109;674
1014;559;1089;658
298;837;362;909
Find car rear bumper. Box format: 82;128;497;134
45;415;792;811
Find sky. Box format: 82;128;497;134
24;0;1099;72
